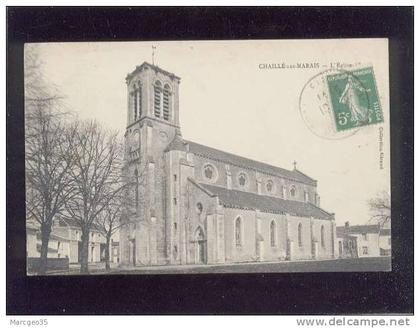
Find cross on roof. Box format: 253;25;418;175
293;160;297;170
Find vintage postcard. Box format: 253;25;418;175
24;39;391;275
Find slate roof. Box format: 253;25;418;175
199;183;333;220
165;136;317;186
336;224;380;235
59;217;102;232
380;228;391;236
336;231;358;239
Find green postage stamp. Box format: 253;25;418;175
326;67;383;132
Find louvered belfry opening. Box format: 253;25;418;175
154;80;162;118
163;84;170;121
133;83;141;121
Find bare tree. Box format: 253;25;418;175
368;191;391;228
95;193;128;271
64;120;125;274
25;46;75;274
95;159;147;270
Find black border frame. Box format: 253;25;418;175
6;7;414;315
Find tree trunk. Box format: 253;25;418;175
38;223;52;275
105;234;111;271
80;230;90;274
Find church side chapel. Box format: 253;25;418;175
119;62;337;267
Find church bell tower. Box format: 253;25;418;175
120;62;181;266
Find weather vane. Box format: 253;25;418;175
152;45;157;65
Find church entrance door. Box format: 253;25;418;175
130;238;136;266
195;227;207;264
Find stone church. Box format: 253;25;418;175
120;62;337;267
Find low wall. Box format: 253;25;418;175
27;257;69;274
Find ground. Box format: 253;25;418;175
46;257;391;275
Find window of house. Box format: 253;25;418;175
304;191;309;202
173;222;177;231
173;174;177;182
270;220;276;247
362;233;368;241
238;172;248;187
363;246;368;255
154;81;162;118
266;180;274;193
321;225;325;248
298;223;303;247
173;197;177;205
290;185;297;198
235;217;242;247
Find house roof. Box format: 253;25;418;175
199;183;333;220
36;244;58;253
59;217;102;232
380;228;391;236
36;232;70;242
336;224;380;235
166;137;317;186
336;231;358;239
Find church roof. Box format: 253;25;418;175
164;135;188;152
336;224;380;235
126;62;181;82
199;183;333;220
166;138;316;186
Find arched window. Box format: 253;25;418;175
290;185;297;198
266;180;274;193
235;217;242;246
238;172;248;188
163;84;171;121
154;81;162;118
321;225;325;248
134;168;139;212
298;223;303;247
132;83;142;122
270;220;276;247
196;202;203;215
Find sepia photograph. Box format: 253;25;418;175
24;39;391;275
6;6;413;316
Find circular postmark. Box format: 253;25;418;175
299;68;371;140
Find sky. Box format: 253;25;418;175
26;39;390;226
